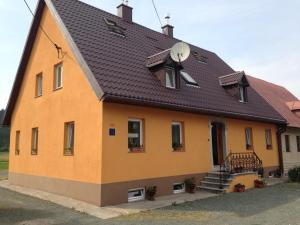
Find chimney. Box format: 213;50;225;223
162;14;174;38
117;1;133;23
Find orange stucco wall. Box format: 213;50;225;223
9;7;102;184
101;103;280;184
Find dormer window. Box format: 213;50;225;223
219;71;249;103
180;71;199;87
166;69;176;89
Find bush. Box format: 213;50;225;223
288;167;300;182
184;177;196;193
146;186;157;201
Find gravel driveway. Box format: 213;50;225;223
0;183;300;225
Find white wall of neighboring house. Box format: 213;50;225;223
282;127;300;175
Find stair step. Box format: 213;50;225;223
204;176;233;181
197;186;226;193
201;181;230;186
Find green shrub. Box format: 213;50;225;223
288;167;300;182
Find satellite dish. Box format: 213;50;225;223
170;42;191;63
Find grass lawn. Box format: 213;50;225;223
0;151;9;171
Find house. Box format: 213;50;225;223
248;76;300;175
2;0;286;206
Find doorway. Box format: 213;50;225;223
211;122;226;166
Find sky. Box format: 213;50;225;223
0;0;300;110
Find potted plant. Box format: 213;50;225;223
234;183;245;192
254;179;265;188
184;177;196;193
146;186;157;201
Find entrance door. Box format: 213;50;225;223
211;122;225;166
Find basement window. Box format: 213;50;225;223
104;18;126;37
166;69;176;89
180;71;199;86
128;188;145;202
173;183;185;194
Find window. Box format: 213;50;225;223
128;188;145;202
192;51;208;64
35;73;43;97
165;69;176;89
54;63;63;90
172;122;183;151
64;122;75;155
285;135;290;152
128;119;143;151
239;86;247;102
297;136;300;152
245;128;253;150
180;71;198;86
173;183;185;194
104;18;126;37
31;128;39;155
15;131;20;155
265;129;272;149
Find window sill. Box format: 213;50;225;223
53;87;63;91
64;151;74;156
35;95;42;98
246;146;253;151
172;147;185;152
266;146;273;150
31;152;38;155
128;147;145;153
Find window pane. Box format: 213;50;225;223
166;70;175;88
128;120;141;148
265;129;272;148
285;135;290;152
245;128;252;149
55;64;63;89
31;128;38;154
15;131;20;155
180;71;198;86
297;136;300;152
240;87;245;102
172;124;181;148
36;74;42;96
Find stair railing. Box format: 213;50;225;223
223;151;263;175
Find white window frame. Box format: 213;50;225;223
165;69;176;89
128;188;145;202
173;183;185;194
54;63;63;90
172;122;183;147
128;119;143;150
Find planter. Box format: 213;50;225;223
184;177;196;194
146;186;157;201
254;180;265;188
234;183;245;192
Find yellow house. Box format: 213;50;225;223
2;0;286;206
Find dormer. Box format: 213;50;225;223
146;49;183;89
286;101;300;118
219;71;249;103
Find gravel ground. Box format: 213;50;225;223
0;183;300;225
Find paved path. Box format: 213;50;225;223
0;180;216;219
0;183;300;225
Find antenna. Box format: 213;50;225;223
123;0;129;5
170;42;191;63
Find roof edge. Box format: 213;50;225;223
103;94;287;125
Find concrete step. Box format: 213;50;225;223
197;185;226;194
204;176;233;182
201;181;230;187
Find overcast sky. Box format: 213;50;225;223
0;0;299;109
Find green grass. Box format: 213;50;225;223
0;151;9;171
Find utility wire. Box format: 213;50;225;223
23;0;62;58
151;0;163;27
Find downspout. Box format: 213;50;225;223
276;124;287;175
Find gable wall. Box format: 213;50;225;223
9;6;103;185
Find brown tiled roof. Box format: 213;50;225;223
219;71;248;86
2;0;286;125
248;76;300;128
